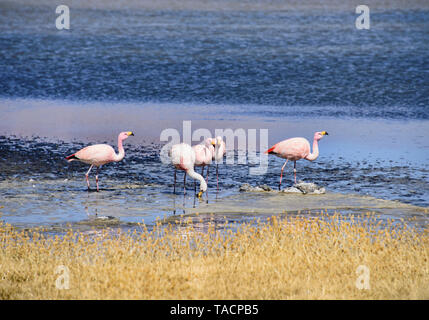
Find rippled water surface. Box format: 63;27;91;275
1;0;428;115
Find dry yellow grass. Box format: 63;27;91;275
0;212;428;299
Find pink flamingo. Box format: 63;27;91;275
192;138;214;185
65;131;134;191
266;131;328;190
170;143;207;198
208;136;226;190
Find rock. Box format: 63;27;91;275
281;187;302;194
293;182;326;194
259;184;273;191
239;184;272;192
239;184;252;192
239;182;326;194
96;215;116;220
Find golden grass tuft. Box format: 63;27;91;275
0;213;428;299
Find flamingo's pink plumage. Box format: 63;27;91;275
266;131;328;189
208;136;226;190
65;131;134;191
170;143;207;198
193;143;214;167
267;137;311;161
192;139;215;185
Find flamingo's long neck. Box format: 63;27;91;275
305;138;319;161
214;143;225;162
113;137;125;162
187;168;207;192
215;145;222;161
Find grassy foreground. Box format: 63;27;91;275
0;213;428;299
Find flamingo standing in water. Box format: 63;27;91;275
192;138;215;189
65;131;134;191
266;131;328;190
209;136;226;190
170;143;207;198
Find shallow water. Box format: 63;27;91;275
0;109;428;232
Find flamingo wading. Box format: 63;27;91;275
266;131;328;190
209;136;226;190
65;131;134;191
192;138;215;189
170;143;207;198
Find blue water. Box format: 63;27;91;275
0;1;428;117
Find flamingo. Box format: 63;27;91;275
170;143;207;198
65;131;134;191
265;131;328;190
209;136;226;190
192;138;214;186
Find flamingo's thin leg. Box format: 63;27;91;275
279;159;288;190
293;161;297;184
173;169;176;194
85;165;94;190
183;172;187;195
95;166;99;192
216;164;219;191
206;165;210;199
193;191;197;207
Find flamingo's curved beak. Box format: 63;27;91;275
211;141;216;146
127;132;134;136
321;131;328;136
197;191;204;198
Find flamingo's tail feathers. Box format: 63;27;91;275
265;146;276;155
65;154;78;162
